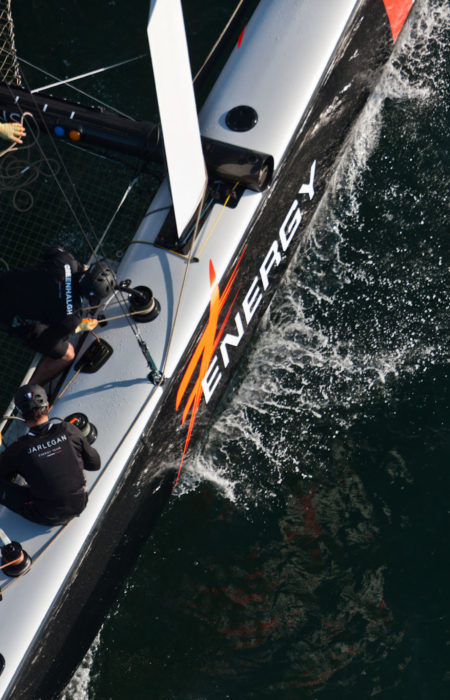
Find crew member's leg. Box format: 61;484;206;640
31;342;75;385
0;481;32;517
0;481;70;525
12;323;75;385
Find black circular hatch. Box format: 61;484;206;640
225;105;258;132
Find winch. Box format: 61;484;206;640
116;279;161;323
64;413;97;444
0;529;32;578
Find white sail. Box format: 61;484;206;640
147;0;207;237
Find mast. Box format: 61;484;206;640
147;0;207;238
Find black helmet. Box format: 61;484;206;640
79;260;116;302
14;384;48;419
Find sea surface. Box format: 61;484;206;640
9;0;450;698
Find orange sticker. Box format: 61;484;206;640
175;249;246;484
382;0;414;43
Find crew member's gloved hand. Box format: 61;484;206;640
0;122;26;144
75;318;98;333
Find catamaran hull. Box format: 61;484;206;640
0;0;415;697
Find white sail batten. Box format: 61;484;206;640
147;0;207;238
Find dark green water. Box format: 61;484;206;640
10;1;450;698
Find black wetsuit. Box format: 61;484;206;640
0;420;100;525
0;247;84;358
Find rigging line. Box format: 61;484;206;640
160;181;209;399
1;65;154;380
193;0;245;83
6;69;152;267
31;55;147;94
1;38;149;311
85;275;162;381
91;177;139;260
59;138;146;171
102;184;211;390
54;367;81;403
12;114;155;382
116;306;160;380
152;243;199;262
87;168;162;364
60;140;116;162
0;119;154;429
3;81;99;253
195;181;240;258
177;196;215;248
1;127;156;403
16;108;97;252
26;125;153;357
81;294;136;312
1;347;169;600
53;287;146;405
0;45;138;121
76;186;159;378
144;205;172;218
92;308;158;323
92;178;167;379
0;371;165;599
0;345;174;599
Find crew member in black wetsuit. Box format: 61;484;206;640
0;247;116;384
0;384;100;526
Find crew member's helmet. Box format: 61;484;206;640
79;260;116;303
14;384;48;419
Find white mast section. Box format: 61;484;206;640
147;0;207;238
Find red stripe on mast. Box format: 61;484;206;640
382;0;413;43
237;25;246;49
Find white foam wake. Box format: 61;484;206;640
60;633;100;700
179;0;449;502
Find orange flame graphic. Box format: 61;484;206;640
174;249;246;484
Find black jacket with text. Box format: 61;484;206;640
0;420;100;520
0;247;84;343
